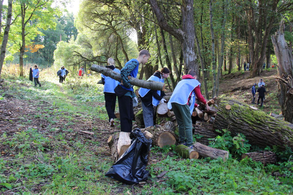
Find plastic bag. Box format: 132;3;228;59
105;129;152;184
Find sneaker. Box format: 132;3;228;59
110;118;115;127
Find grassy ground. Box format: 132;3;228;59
0;65;292;194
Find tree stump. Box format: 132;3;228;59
242;151;277;165
141;125;176;147
175;144;199;159
192;142;229;161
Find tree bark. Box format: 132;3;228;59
91;64;165;90
213;98;293;149
271;21;293;123
209;0;217;98
0;0;12;78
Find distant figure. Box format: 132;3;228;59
29;67;33;81
87;69;91;76
64;67;69;81
263;63;266;69
32;64;41;87
78;66;84;77
246;62;250;71
258;79;265;88
58;66;67;83
244;62;247;71
257;85;266;107
102;58;120;127
251;83;257;104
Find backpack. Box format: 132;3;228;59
57;70;61;76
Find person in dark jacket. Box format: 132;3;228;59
257;85;266;107
102;58;120;127
115;50;150;154
29;67;33;81
167;70;210;147
251;83;256;104
138;67;170;127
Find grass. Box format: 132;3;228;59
0;64;292;194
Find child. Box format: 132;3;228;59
102;58;120;127
32;64;41;87
251;83;256;104
116;50;150;154
138;67;170;127
167;70;209;147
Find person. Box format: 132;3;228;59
258;78;265;88
87;69;91;76
244;62;247;71
138;67;170;127
246;62;250;71
32;64;41;87
115;50;150;153
257;85;266;107
102;58;120;127
29;67;33;82
64;67;69;81
251;83;257;104
58;66;66;83
167;70;209;147
78;66;84;77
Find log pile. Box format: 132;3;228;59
242;151;277;165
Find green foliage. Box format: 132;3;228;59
208;129;251;159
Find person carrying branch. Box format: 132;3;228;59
102;58;120;127
115;50;150;154
138;67;170;127
167;70;209;148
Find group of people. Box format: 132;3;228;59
251;78;266;107
102;49;209;149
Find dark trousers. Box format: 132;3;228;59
34;78;41;86
258;96;264;106
59;76;64;83
118;95;133;132
104;92;117;121
252;93;256;104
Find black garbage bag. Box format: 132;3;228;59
105;128;152;185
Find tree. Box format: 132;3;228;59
0;0;12;79
12;0;56;76
149;0;198;74
271;21;293;123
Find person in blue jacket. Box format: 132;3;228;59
32;64;41;87
168;70;209;147
101;58;120;127
115;50;150;153
138;67;170;127
59;66;67;83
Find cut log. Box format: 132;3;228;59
91;64;165;90
195;107;203;118
213;98;293;149
157;102;169;115
242;151;277;165
203;106;217;115
117;132;131;158
163;121;176;132
192;111;197;117
207;99;215;106
204;113;209;121
175;144;199;159
225;105;231;110
167;110;175;118
107;133;119;162
192;142;229;161
141;125;176;147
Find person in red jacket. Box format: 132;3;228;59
78;66;84;77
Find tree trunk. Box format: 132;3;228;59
209;0;217;98
242;151;277;165
149;0;198;74
91;64;165;90
20;3;26;77
192;142;229;161
271;21;293;123
213;98;293;149
0;0;12;78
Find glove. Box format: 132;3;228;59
133;97;138;107
160;98;166;104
